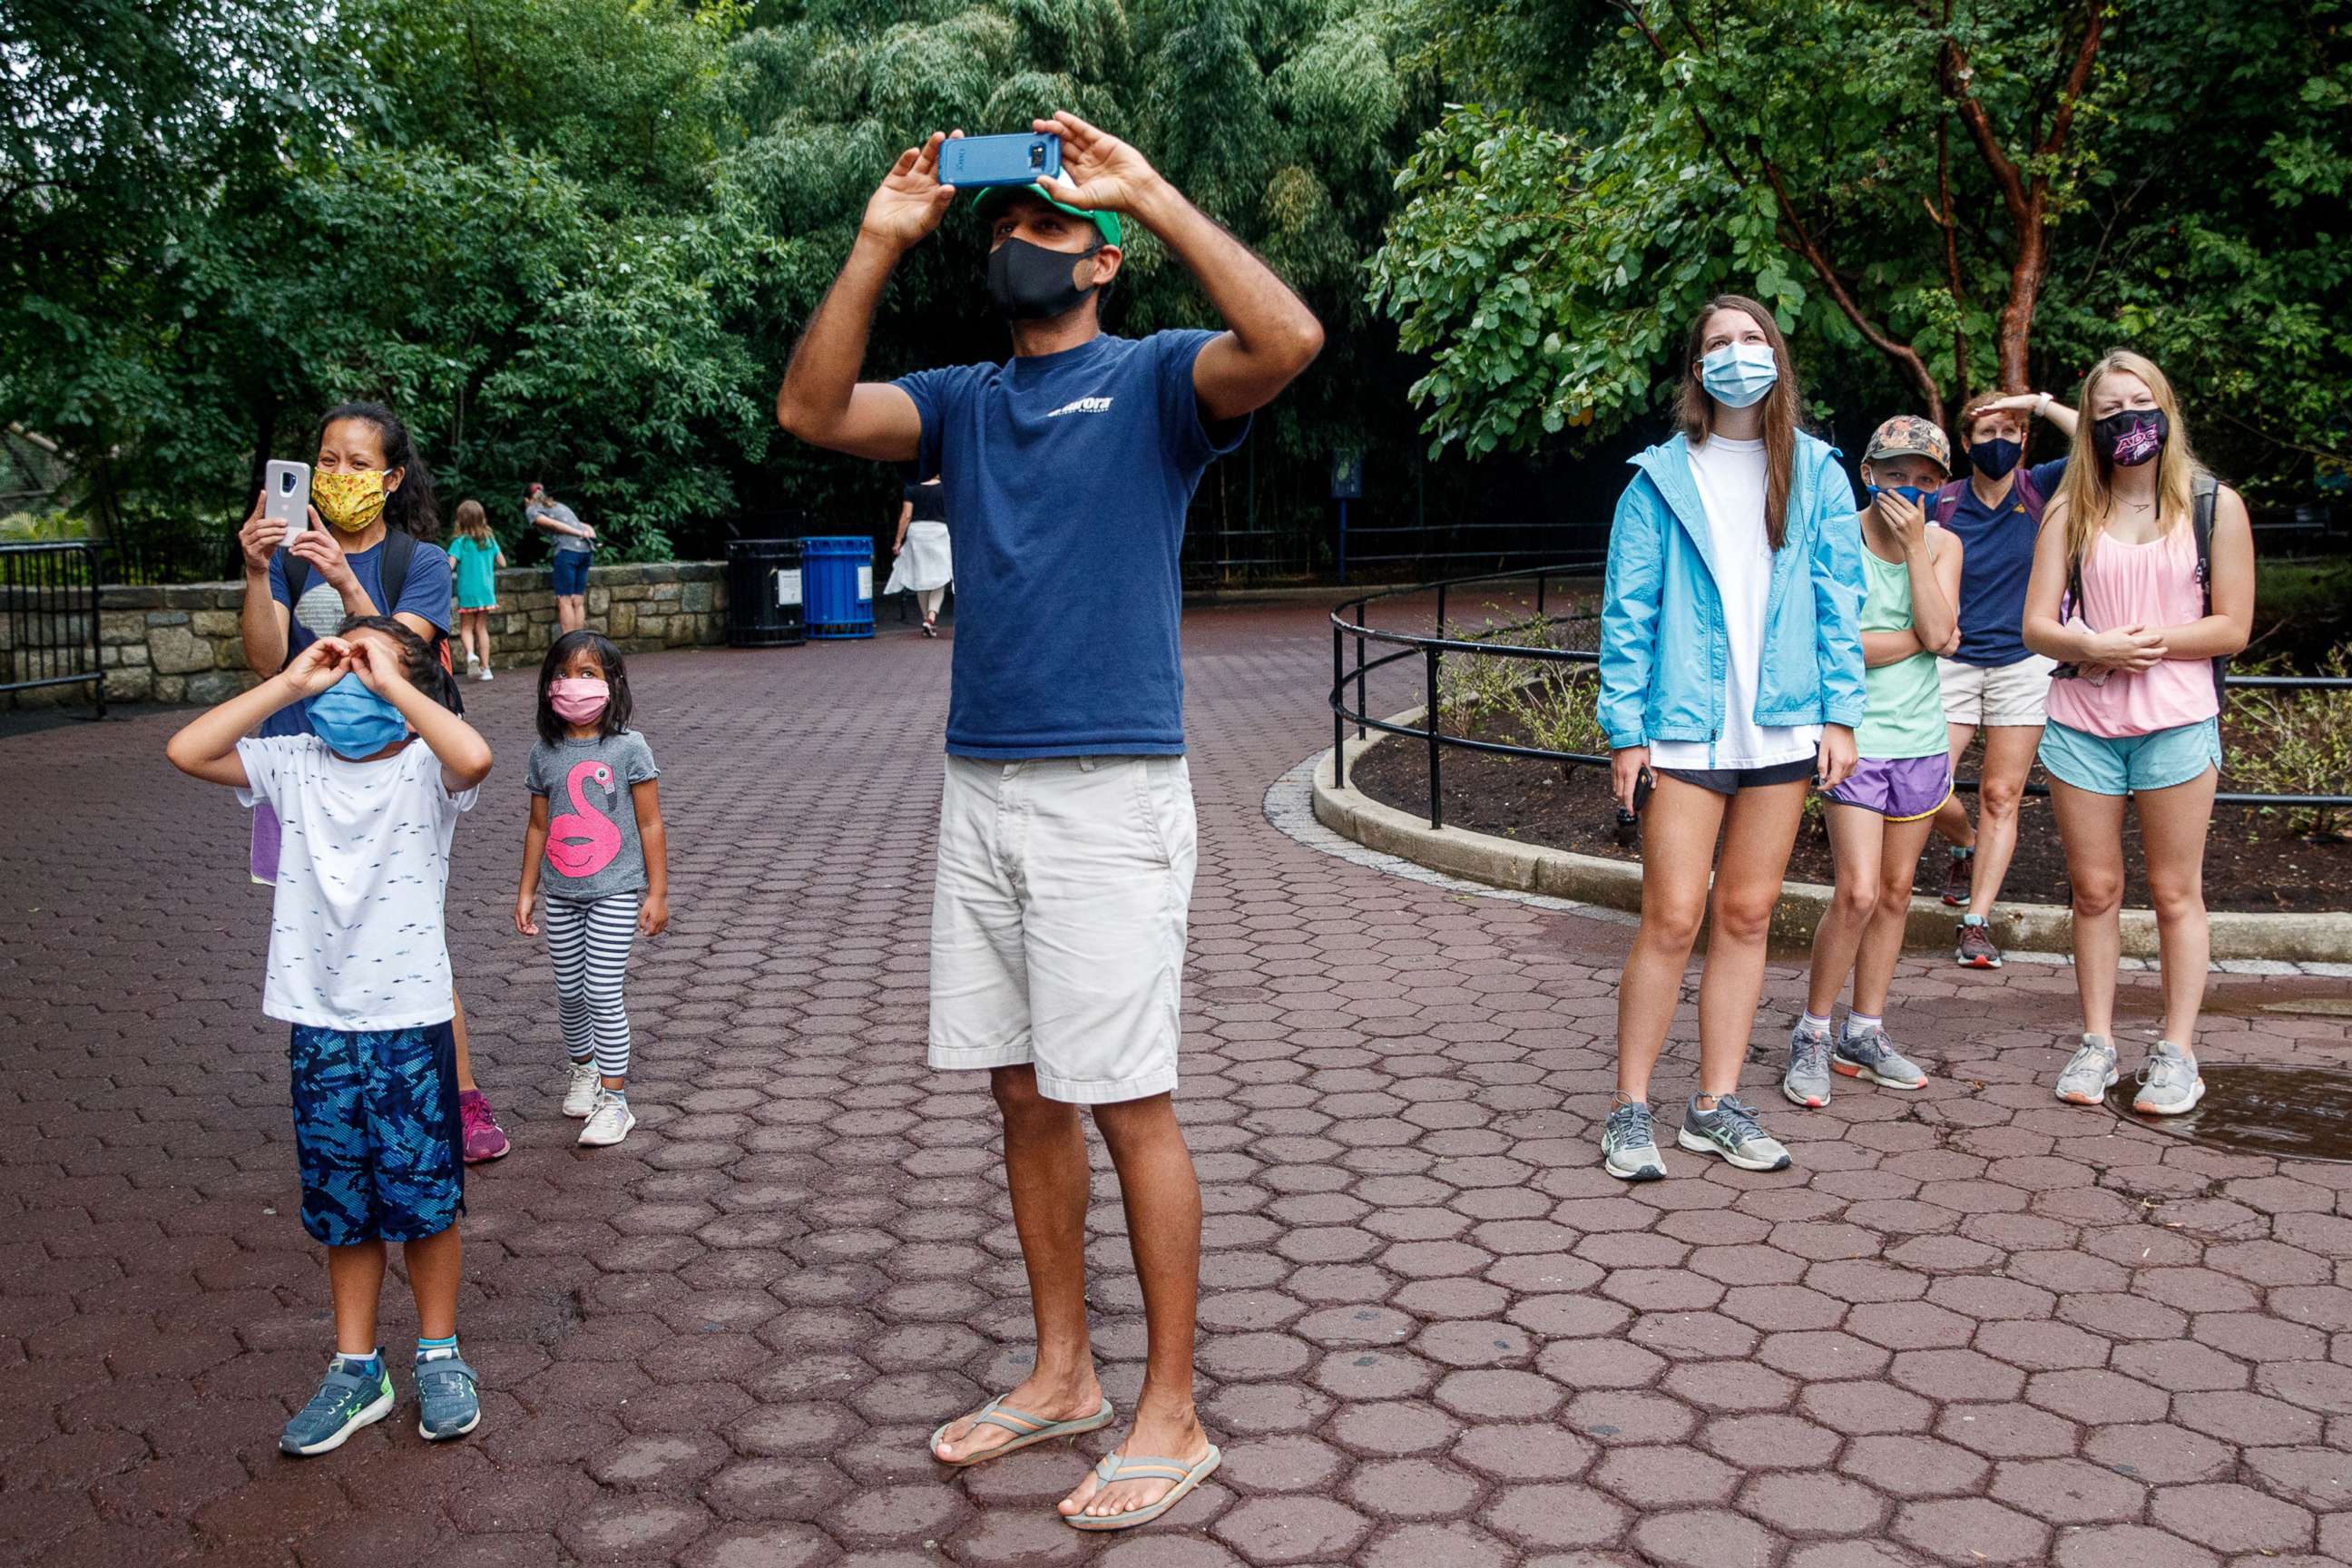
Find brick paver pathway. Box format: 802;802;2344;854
4;602;2348;1567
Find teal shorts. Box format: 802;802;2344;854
2038;717;2220;797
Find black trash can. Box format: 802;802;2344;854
725;538;806;647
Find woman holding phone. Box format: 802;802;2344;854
1593;296;1866;1181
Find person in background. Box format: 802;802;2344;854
1596;295;1865;1182
776;113;1320;1532
1788;416;1963;1108
525;481;595;633
447;499;505;681
165;617;492;1455
235;402;507;1164
885;474;954;636
2023;349;2252;1115
1926;388;2079;968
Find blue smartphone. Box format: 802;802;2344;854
937;132;1061;191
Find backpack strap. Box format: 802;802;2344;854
2191;470;2226;712
1929;480;1965;527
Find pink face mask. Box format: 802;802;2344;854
549;676;610;725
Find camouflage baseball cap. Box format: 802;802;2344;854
1864;415;1951;472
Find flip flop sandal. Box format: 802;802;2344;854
1063;1446;1222;1532
928;1394;1114;1468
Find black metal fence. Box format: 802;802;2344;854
1;541;105;717
1331;564;2352;829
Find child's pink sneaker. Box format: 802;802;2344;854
459;1090;510;1163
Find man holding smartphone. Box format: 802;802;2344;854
777;113;1321;1532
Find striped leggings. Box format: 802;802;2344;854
545;892;641;1080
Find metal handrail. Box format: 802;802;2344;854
1328;562;2352;829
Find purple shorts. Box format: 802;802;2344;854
1823;754;1952;821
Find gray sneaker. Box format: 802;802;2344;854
1783;1018;1835;1108
2132;1041;2205;1117
415;1348;481;1441
1835;1024;1929;1091
1601;1098;1668;1181
2055;1034;2120;1105
280;1355;394;1456
1677;1094;1792;1171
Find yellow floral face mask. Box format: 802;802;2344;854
311;467;389;533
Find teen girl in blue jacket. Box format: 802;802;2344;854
1595;296;1867;1181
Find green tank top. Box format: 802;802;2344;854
1857;537;1949;760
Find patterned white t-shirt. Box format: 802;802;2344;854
234;733;477;1030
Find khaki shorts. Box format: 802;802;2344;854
928;755;1196;1104
1938;654;2057;729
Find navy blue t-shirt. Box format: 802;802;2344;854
257;535;452;738
895;330;1246;759
1940;457;2067;668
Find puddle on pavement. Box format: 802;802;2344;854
2106;1063;2352;1163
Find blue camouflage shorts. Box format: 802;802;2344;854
289;1021;465;1246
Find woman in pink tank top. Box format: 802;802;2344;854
2022;350;2254;1122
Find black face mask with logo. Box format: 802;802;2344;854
987;236;1102;321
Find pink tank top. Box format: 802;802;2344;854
2045;523;2217;740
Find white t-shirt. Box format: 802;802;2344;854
235;734;478;1030
1650;435;1823;771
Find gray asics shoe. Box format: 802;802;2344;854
2055;1034;2120;1105
1601;1098;1668;1181
1835;1024;1929;1091
280;1355;394;1456
1783;1018;1835;1108
1677;1094;1792;1171
415;1349;481;1441
2132;1041;2205;1117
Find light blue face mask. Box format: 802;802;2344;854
305;673;407;759
1866;484;1936;510
1700;342;1779;409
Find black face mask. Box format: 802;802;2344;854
1967;437;2022;479
986;236;1102;321
2092;407;2168;467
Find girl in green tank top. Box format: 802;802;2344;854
1788;428;1965;1114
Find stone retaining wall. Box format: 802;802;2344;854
2;562;727;707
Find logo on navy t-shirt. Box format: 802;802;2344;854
1047;395;1114;418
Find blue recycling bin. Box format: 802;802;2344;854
799;534;875;640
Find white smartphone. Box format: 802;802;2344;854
264;460;311;540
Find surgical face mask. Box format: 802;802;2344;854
1967;437;2023;479
312;467;388;533
1700;342;1779;409
1867;483;1935;511
986;236;1102;321
2093;407;2168;467
548;676;610;726
306;673;407;758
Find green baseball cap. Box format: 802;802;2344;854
970;184;1122;249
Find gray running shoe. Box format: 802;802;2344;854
1677;1094;1792;1171
280;1356;394;1456
415;1349;481;1442
1835;1024;1929;1091
1601;1098;1668;1181
2132;1041;2205;1117
1955;916;2003;969
2055;1034;2120;1105
1783;1018;1835;1108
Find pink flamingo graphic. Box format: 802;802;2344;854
548;760;622;878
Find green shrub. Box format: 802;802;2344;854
2226;644;2352;839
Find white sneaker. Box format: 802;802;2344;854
578;1088;635;1147
476;667;494;682
561;1059;600;1118
2132;1041;2205;1117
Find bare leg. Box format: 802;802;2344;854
451;988;479;1094
1932;721;1977;849
1805;804;1886;1017
932;1066;1100;1462
1852;812;1942;1018
2050;779;2129;1039
1695;780;1808;1097
1614;777;1729;1102
2135;765;2218;1047
328;1240;387;1355
1966;725;2043;920
402;1225;462;1341
1059;1093;1210;1521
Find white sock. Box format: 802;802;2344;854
1846;1012;1882;1038
1800;1012;1832;1034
